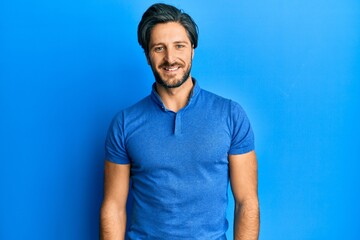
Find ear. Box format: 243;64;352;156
191;47;195;59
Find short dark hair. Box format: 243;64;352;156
137;3;199;55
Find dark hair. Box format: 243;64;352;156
137;3;199;55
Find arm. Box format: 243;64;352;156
229;150;259;240
100;160;130;240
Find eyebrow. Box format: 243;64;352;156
150;40;190;48
173;41;190;44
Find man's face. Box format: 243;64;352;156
147;22;194;89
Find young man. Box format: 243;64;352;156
100;3;259;240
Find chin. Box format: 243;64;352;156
156;76;189;89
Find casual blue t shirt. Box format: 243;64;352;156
105;80;254;239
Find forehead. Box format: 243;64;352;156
149;22;191;45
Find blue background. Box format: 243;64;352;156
1;0;359;239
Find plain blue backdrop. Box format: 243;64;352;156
1;0;359;239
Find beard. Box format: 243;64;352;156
151;60;192;89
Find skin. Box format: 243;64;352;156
147;22;195;112
230;151;260;240
100;162;130;240
100;21;259;240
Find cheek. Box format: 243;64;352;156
185;54;193;66
154;55;166;66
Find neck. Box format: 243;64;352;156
155;77;194;112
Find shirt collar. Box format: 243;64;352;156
150;78;201;111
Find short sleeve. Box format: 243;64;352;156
104;112;131;164
228;101;255;155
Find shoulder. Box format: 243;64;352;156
124;95;153;114
111;95;152;123
198;89;232;109
200;89;230;102
199;89;246;115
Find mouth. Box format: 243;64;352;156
163;66;180;72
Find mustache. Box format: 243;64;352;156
159;62;183;68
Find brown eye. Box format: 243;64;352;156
154;46;164;52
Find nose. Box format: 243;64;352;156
164;47;176;64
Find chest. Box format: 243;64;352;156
124;109;231;173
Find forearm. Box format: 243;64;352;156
233;199;260;240
100;201;126;240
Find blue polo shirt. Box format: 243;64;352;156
105;80;254;239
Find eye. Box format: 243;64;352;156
176;44;185;49
154;46;164;52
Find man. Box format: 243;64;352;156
100;3;259;240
